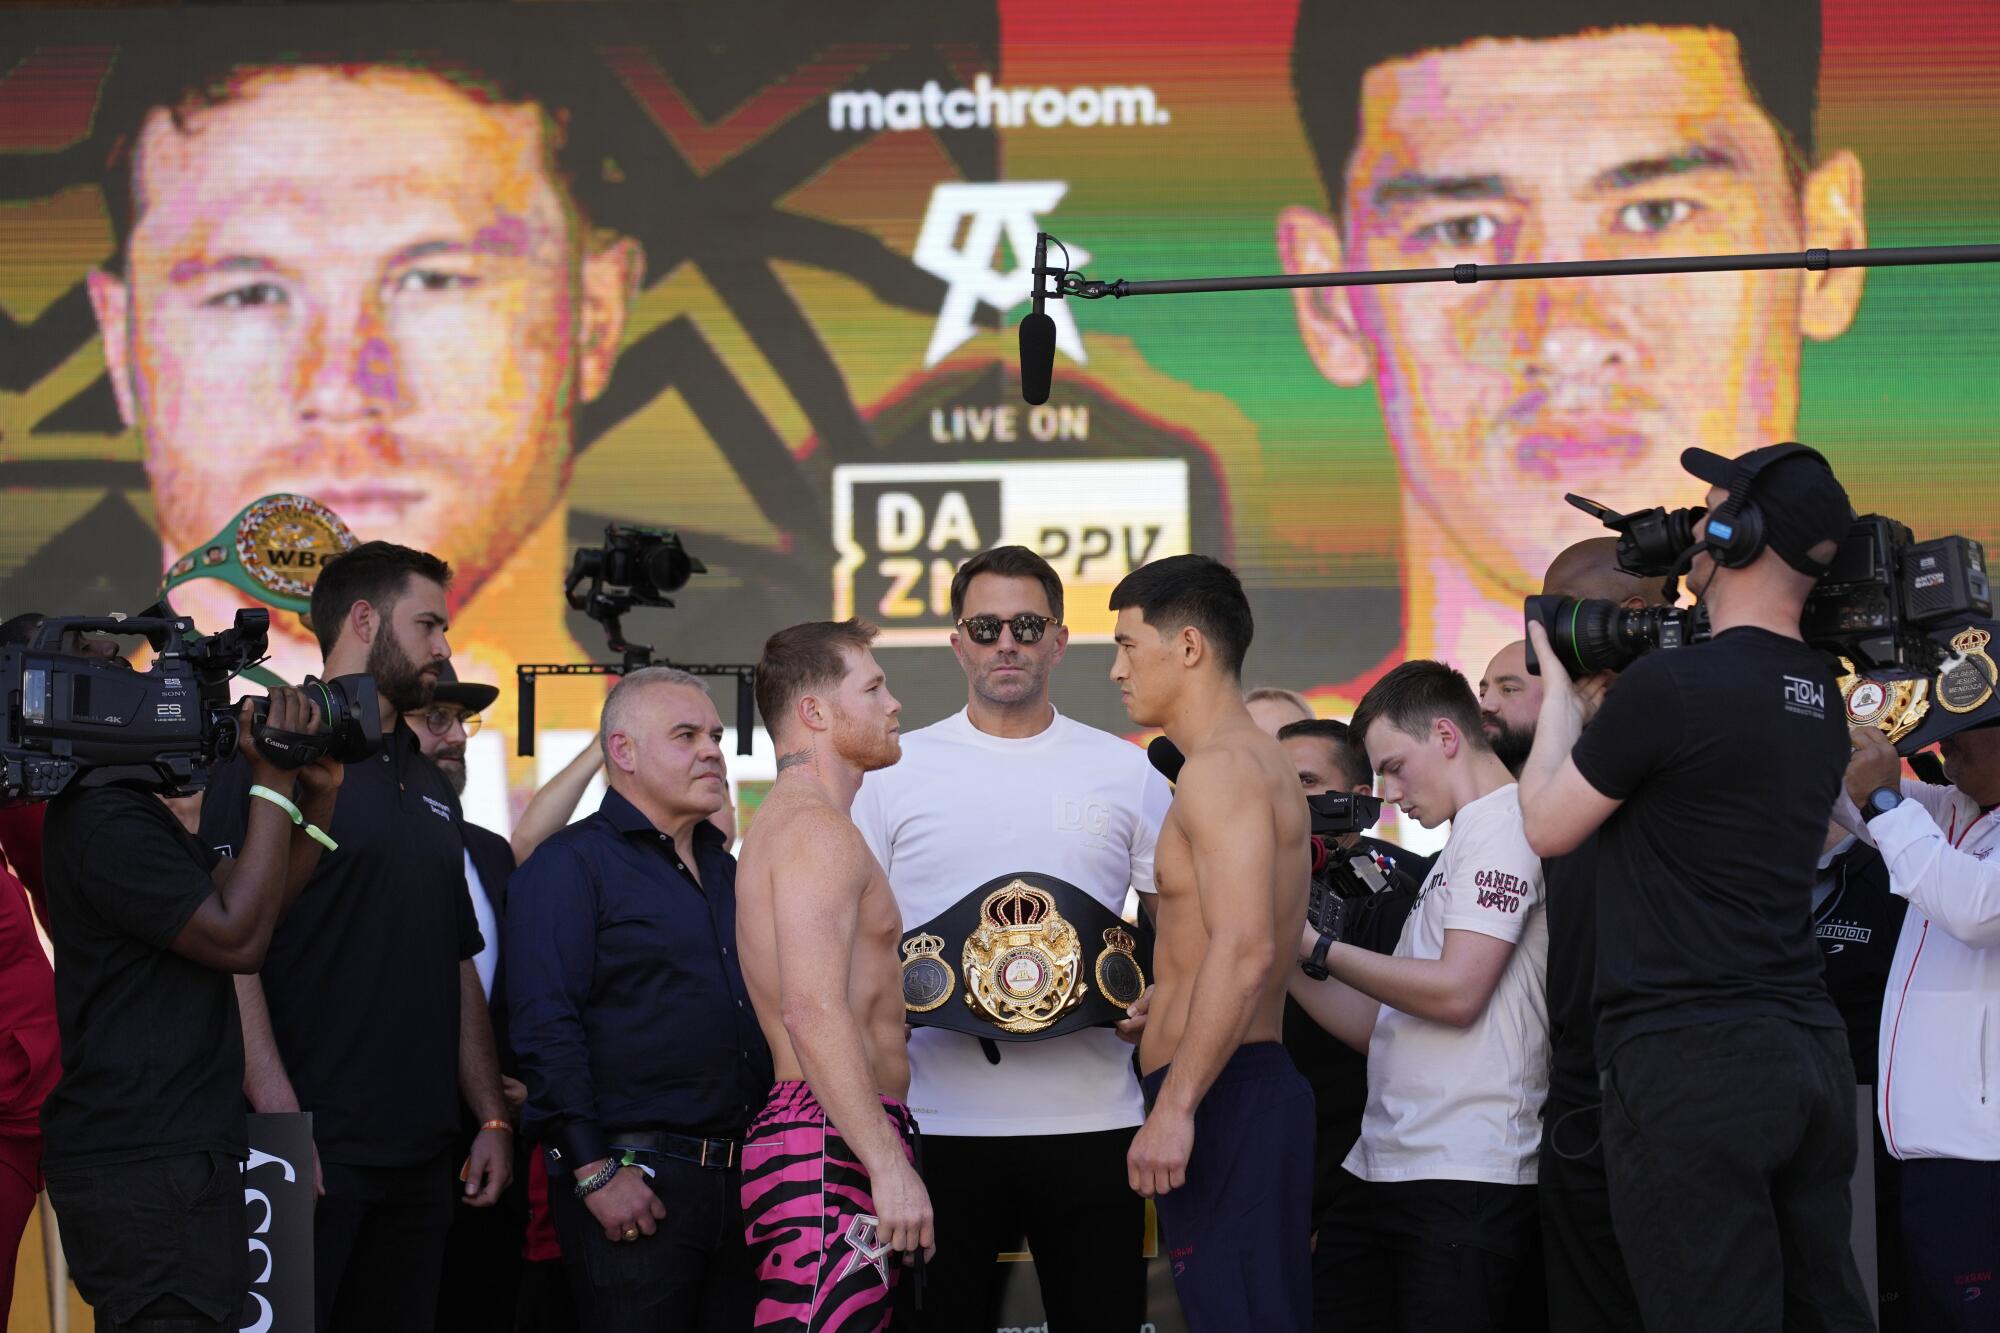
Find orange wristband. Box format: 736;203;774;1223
479;1119;512;1134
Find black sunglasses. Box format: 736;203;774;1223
956;613;1059;646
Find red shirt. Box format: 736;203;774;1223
0;862;58;1138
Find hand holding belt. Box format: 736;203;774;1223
900;871;1151;1042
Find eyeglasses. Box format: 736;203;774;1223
418;707;481;737
956;613;1059;646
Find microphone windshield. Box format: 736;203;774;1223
1146;735;1185;783
1018;311;1056;405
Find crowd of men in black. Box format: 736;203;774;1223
5;441;2000;1333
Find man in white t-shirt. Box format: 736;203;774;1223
853;545;1171;1333
1287;660;1548;1333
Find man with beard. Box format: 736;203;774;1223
852;546;1171;1332
201;542;512;1331
403;664;536;1332
1479;643;1543;778
735;620;933;1330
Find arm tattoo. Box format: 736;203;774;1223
776;751;813;773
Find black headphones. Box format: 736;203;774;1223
1700;443;1829;569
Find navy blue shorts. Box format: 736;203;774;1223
1140;1041;1313;1333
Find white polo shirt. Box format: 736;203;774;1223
852;707;1172;1137
1345;784;1550;1186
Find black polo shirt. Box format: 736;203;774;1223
39;784;237;1170
507;788;772;1167
201;720;481;1167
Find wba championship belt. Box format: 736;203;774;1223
900;871;1151;1042
1842;620;2000;755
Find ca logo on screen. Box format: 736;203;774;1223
913;182;1090;368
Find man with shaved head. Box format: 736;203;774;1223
1528;539;1673;1330
1543;539;1678;610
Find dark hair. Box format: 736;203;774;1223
1278;717;1373;788
1292;0;1821;216
949;546;1064;622
309;542;452;656
755;619;880;739
93;23;623;274
1108;555;1254;679
1350;660;1490;754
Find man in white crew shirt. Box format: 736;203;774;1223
1287;660;1548;1333
854;545;1171;1333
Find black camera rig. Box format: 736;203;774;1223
516;525;757;756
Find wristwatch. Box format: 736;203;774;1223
1301;932;1336;981
1864;786;1902;821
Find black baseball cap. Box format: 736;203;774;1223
431;659;499;714
1681;443;1854;576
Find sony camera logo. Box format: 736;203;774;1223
1783;675;1827;718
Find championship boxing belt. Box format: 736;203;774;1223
159;494;358;688
900;871;1151;1042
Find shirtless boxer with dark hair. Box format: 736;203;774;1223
1108;554;1314;1332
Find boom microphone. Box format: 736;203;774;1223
1147;736;1185;783
1019;231;1056;405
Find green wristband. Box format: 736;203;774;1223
249;784;338;852
248;784;303;824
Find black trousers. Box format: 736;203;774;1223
1900;1157;2000;1331
896;1125;1145;1333
1537;1099;1643;1333
547;1149;754;1332
316;1151;457;1333
1601;1018;1873;1333
1317;1171;1537;1333
43;1151;246;1332
433;1133;529;1332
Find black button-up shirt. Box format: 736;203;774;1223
507;788;771;1166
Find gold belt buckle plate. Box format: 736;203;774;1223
961;880;1087;1035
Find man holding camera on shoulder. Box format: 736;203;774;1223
40;681;339;1333
1843;690;2000;1329
1519;444;1873;1332
200;542;512;1331
1287;661;1547;1332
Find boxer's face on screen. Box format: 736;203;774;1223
1280;26;1865;597
91;65;637;601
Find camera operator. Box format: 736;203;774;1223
1842;709;2000;1329
1275;717;1425;1332
1519;444;1873;1331
199;542;512;1332
39;684;338;1332
1288;662;1547;1332
402;663;537;1333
